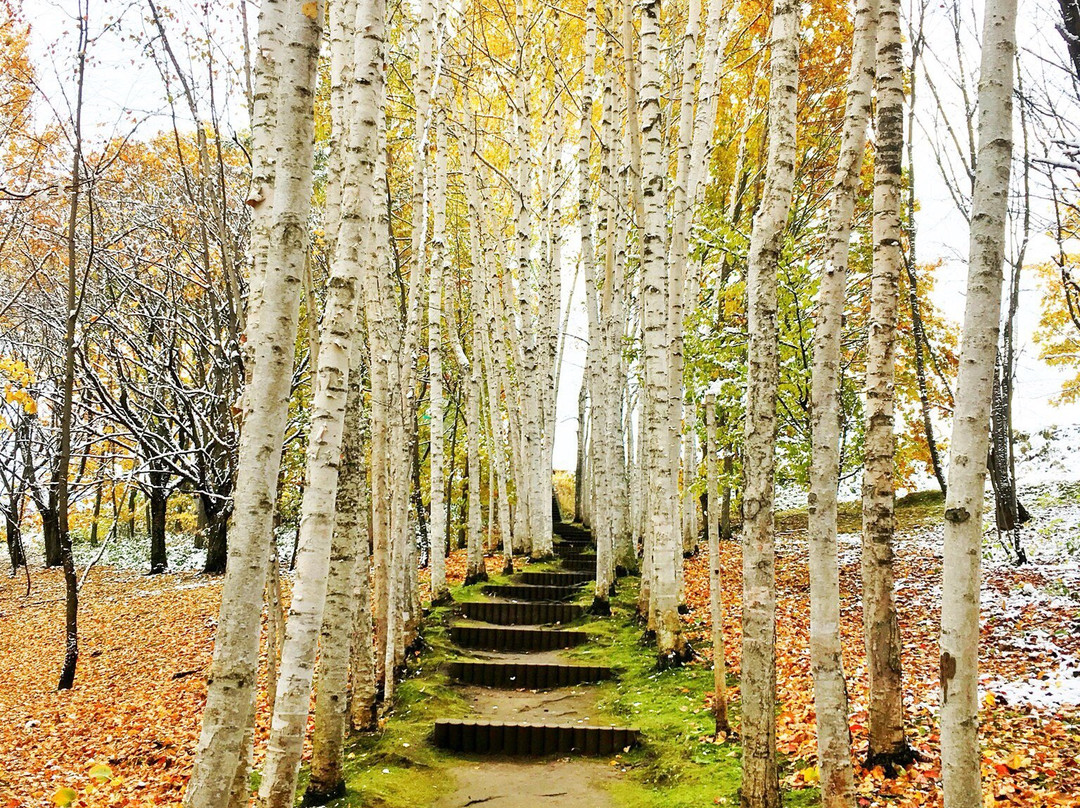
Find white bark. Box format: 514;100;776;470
941;0;1017;803
257;24;374;802
428;86;449;604
467;327;485;580
862;0;911;765
741;0;799;803
808;0;877;801
182;3;322;805
639;0;685;662
705;395;729;735
307;341;368;802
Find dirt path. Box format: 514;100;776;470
434;759;617;808
432;524;633;807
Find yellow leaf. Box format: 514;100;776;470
800;765;819;784
51;787;78;807
88;762;112;782
301;1;318;19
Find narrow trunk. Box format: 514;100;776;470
941;0;1017;801
862;0;913;768
705;396;730;736
806;0;877;802
88;484;103;545
638;0;688;667
305;349;368;805
183;1;323;803
428;84;449;604
740;0;799;801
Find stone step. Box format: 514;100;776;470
554;533;593;543
433;719;639;756
518;570;593;586
555;545;595;555
560;559;598;572
447;660;613;688
553;522;592;537
449;624;589;652
483;584;580;601
557;548;600;561
459;600;584;625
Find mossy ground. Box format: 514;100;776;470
775;489;945;536
303;571;820;807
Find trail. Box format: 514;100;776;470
431;522;636;807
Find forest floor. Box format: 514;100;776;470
0;485;1078;807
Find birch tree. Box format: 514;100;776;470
428;76;450;603
256;0;379;791
862;0;915;768
305;345;368;804
740;0;799;803
183;1;323;805
638;0;688;665
705;394;730;736
807;0;878;801
941;0;1018;802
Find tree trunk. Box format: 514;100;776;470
306;345;368;805
740;0;799;801
88;484;103;545
149;483;168;575
428;76;449;604
862;0;914;768
941;0;1017;802
705;396;730;736
807;0;878;802
43;507;62;568
574;383;587;522
720;449;732;541
257;0;374;797
127;487;137;543
202;497;229;575
183;0;323;803
638;0;688;667
465;329;486;585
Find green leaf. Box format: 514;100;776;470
51;787;78;807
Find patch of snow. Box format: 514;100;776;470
983;657;1080;711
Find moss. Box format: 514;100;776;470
895;489;945;531
562;584;742;806
305;573;814;807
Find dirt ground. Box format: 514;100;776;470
433;758;618;808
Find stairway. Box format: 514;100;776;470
435;522;639;758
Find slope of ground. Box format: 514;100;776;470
1;485;1078;806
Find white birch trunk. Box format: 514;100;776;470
306;341;368;803
466;328;485;582
639;0;686;664
740;0;799;802
808;0;878;801
428;88;449;604
941;0;1017;803
183;3;322;805
861;0;912;766
705;395;730;736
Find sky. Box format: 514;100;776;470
23;0;1080;474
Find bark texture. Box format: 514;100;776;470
182;2;322;803
740;0;799;803
807;0;878;801
941;0;1017;803
862;0;912;767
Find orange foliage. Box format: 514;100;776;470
681;527;1080;807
